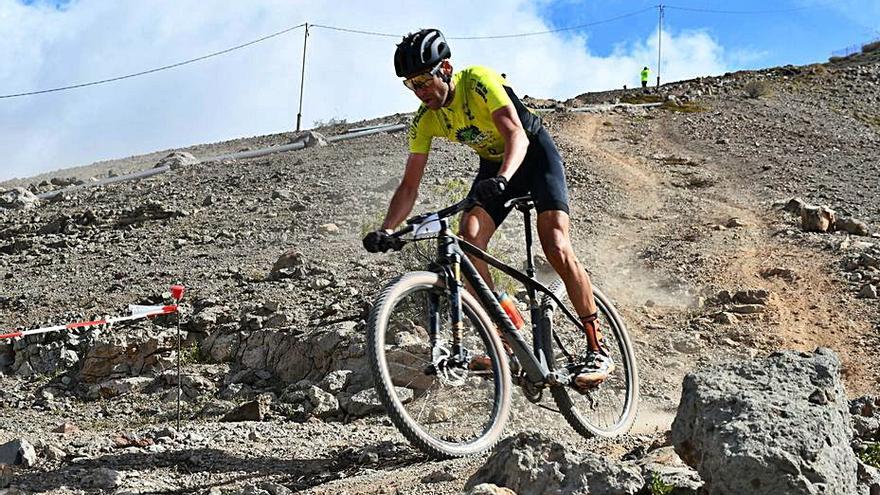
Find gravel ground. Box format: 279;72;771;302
1;58;878;493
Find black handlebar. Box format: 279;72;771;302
366;196;477;253
403;196;476;228
370;195;533;253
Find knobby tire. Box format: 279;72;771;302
366;271;512;458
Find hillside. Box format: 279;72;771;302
0;57;878;493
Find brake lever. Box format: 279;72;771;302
381;235;406;252
389;237;406;252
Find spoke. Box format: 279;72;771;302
415;381;439;424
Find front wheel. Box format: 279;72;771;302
367;271;512;458
541;279;639;438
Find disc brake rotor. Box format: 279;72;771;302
431;340;469;386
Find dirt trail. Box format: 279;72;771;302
556;111;877;399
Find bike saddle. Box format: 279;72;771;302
504;195;535;211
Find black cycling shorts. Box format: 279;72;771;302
467;126;570;227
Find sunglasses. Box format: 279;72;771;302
403;63;442;91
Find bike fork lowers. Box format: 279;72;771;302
439;230;466;361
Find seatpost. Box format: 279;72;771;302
521;206;543;354
522;208;535;279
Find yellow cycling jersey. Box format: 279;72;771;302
409;66;530;162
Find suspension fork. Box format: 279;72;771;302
437;225;466;359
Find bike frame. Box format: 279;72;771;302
427;202;584;387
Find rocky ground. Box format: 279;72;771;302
0;54;879;494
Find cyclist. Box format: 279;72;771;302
362;28;613;388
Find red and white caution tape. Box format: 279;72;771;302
0;305;178;341
0;285;186;341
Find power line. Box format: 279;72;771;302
664;4;811;15
0;4;814;101
0;22;306;99
312;6;656;40
450;7;656;39
310;24;398;38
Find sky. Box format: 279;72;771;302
1;0;878;181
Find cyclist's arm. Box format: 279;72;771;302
491;105;529;181
380;152;428;231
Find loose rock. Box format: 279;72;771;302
466;431;644;495
672;348;858;494
0;439;37;467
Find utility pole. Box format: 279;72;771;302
296;23;310;132
657;4;664;88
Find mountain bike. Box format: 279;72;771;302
365;195;639;458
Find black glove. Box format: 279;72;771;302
363;230;392;253
473;176;508;203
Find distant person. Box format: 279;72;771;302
641;66;650;90
362;28;614;388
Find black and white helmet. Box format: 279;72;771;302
394;28;451;78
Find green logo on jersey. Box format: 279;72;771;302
456;125;484;143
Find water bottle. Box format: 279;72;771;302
498;292;525;330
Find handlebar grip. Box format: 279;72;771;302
388;237;406;252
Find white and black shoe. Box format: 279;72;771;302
573;350;615;390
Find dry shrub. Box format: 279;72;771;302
862;40;880;53
620;94;664;104
660;101;708;113
807;64;829;77
744;80;772;99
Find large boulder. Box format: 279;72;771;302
10;337;79;377
233;322;370;391
77;327;177;384
672;348;858;494
465;431;644;495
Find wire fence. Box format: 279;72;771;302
832;37;880;58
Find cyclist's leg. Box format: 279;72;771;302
459;206;497;292
527;128;600;351
460;158;516;293
536;211;599;349
461;159;528;371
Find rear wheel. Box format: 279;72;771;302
367;271;512;458
540;279;639;437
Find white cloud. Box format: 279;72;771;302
0;0;734;181
799;0;880;37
